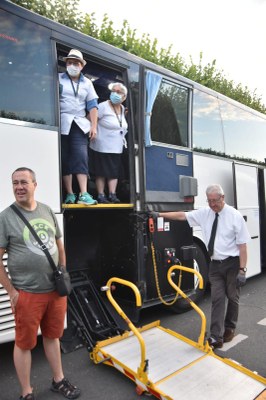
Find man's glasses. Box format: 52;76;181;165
206;196;223;204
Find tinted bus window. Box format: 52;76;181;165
151;80;189;147
0;10;55;126
219;100;266;163
193;89;224;153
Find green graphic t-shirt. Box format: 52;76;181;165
0;202;62;293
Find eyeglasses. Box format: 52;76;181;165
111;90;124;95
206;196;223;204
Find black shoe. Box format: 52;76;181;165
223;328;235;342
208;336;223;349
19;393;35;400
51;378;81;399
97;194;110;204
109;193;120;203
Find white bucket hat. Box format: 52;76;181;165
63;49;87;66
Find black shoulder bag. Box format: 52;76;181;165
10;204;72;296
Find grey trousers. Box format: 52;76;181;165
209;257;240;341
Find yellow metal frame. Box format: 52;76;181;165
167;265;208;350
92;277;149;383
91;266;266;399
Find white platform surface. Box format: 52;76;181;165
101;327;265;399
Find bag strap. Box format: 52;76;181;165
10;204;57;272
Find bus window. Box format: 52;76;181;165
193;89;224;153
151;80;189;147
0;10;55;126
219;100;266;163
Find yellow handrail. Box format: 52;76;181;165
104;277;149;382
167;265;207;349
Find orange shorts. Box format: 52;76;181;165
14;290;67;350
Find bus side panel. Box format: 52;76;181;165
259;170;266;269
193;154;235;207
193;154;261;278
145;145;193;203
233;163;261;277
0;253;15;344
0;124;61;212
0;124;62;343
191;154;235;264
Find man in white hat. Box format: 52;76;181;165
59;49;98;205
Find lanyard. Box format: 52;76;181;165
67;73;80;97
112;104;123;134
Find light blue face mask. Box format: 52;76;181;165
110;92;123;104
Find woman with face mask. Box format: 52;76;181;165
89;82;128;203
59;49;98;205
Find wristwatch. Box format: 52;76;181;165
239;267;247;272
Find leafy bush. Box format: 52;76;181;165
11;0;266;113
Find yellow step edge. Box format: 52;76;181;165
62;203;134;209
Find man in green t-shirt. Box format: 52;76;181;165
0;167;80;400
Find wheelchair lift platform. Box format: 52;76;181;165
91;266;266;400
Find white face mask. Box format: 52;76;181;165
67;65;81;77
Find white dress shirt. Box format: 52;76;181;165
186;204;250;260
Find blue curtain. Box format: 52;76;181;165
145;71;162;147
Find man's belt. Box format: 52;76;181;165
211;256;239;264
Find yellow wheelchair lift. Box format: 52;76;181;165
91;266;266;399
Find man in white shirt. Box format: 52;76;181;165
153;184;250;349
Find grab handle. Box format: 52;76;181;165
103;277;148;381
167;265;207;348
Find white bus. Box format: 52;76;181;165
1;1;266;344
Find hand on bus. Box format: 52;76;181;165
150;211;160;219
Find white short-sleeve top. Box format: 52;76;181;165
59;72;98;135
90;100;128;154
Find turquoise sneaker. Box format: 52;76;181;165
64;193;76;204
77;192;97;205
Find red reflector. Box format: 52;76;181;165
184;196;194;203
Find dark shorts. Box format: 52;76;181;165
61;121;89;176
14;290;67;350
89;148;121;179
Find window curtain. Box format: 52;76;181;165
145;71;162;147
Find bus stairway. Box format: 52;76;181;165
91;266;266;400
60;271;125;353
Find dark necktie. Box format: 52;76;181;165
208;213;219;257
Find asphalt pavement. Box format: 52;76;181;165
1;270;266;400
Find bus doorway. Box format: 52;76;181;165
233;163;261;277
57;46;131;204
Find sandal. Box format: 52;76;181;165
51;378;81;399
19;393;35;400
